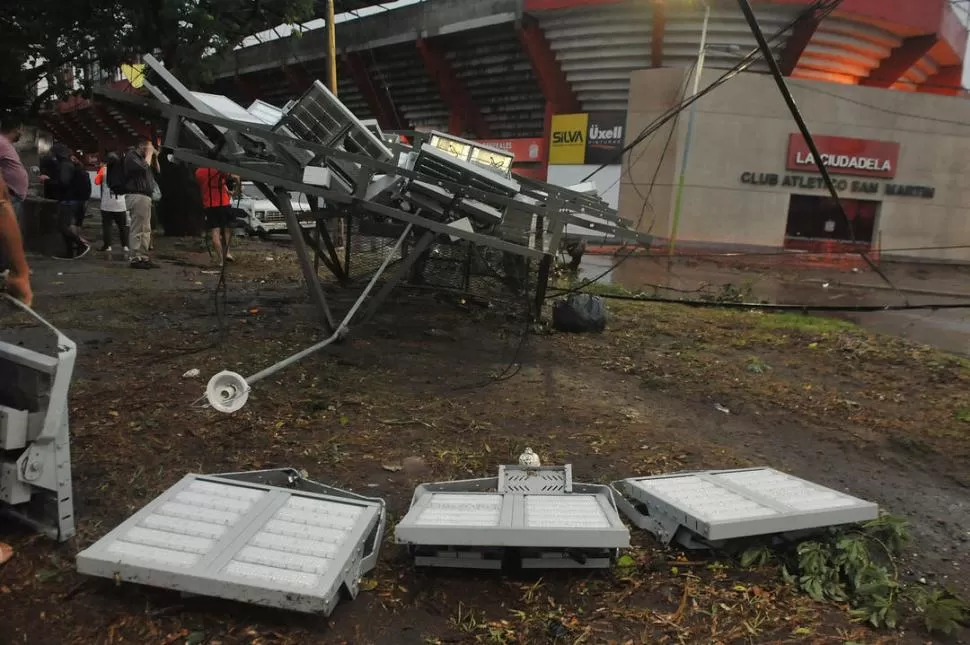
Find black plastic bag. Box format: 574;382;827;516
552;294;608;333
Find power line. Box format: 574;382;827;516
791;81;970;127
584;291;970;313
551;0;844;298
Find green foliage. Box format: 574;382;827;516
699;281;756;304
3;0;317;115
861;513;911;554
739;545;772;568
745;356;769;374
910;588;969;635
778;513;968;634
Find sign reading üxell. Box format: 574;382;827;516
786;134;900;179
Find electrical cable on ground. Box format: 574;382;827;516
581;290;970;313
552;0;917;307
735;0;902;304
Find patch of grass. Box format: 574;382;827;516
954;408;970;423
751;312;858;334
746;357;769;374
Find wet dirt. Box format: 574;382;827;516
1;237;968;644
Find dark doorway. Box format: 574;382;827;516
784;195;878;252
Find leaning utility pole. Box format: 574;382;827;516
327;0;338;95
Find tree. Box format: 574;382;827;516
1;0;316;117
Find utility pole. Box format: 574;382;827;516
668;0;710;257
327;0;338;95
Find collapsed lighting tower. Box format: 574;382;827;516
96;55;649;412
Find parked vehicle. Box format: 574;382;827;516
236;182;314;236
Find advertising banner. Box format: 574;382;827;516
549;112;626;165
584;111;626;165
786;134;900;179
478;138;546;163
549;113;589;164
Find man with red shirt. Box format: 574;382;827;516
194;167;239;264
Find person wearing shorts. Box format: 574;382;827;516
195;167;239;265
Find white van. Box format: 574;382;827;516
236;182;315;236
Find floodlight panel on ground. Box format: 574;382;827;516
395;465;630;564
396;491;626;548
77;473;384;615
619;467;879;543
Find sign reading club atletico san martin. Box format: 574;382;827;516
786;134;900;179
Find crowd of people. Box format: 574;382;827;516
1;117;244;280
0;121;245;565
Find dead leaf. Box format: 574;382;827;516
381;464;402;473
359;578;378;591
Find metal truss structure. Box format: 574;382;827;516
95;55;648;412
0;295;76;542
76;468;386;615
394;464;630;569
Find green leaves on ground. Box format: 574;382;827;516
750;512;968;634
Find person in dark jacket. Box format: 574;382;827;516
39;143;90;259
124;138;157;268
69;151;92;238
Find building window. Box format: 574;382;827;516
784;194;878;252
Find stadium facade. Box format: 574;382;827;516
43;0;970;259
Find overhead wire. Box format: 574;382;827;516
550;0;843;298
554;0;921;308
585;291;970;313
551;64;695;297
581;0;843;184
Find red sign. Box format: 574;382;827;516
786;134;900;179
478;138;546;163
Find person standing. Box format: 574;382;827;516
94;153;129;253
39;143;89;259
0;118;28;235
194;166;239;265
68;152;92;254
0;175;31;566
0;176;31;306
124;139;157;269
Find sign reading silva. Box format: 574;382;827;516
786;134;900;179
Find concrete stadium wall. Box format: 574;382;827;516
622;68;970;262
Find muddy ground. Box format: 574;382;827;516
1;237;968;644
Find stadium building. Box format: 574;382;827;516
44;0;970;260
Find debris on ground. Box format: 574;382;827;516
552;293;608;333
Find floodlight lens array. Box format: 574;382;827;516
632;476;779;523
105;480;266;568
221;495;363;588
525;495;610;529
714;470;861;512
413;493;503;527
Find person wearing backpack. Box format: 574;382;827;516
95;153;129;253
124;138;157;269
